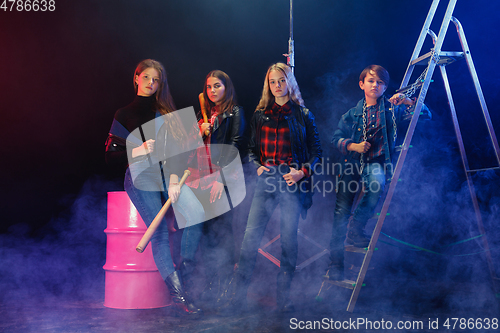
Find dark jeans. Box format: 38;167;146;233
124;168;205;280
181;186;235;279
329;161;386;263
238;165;302;280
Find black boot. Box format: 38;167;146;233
179;259;196;294
276;271;295;313
345;218;370;248
165;271;203;316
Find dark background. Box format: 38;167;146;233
0;0;499;317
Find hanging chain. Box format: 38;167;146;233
392;49;438;146
360;99;397;175
390;101;397;144
400;49;438;100
402;67;428;100
430;48;441;66
391;49;438;148
360;100;368;174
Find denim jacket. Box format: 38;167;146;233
332;96;430;181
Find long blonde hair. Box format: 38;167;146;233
133;59;186;142
256;62;304;110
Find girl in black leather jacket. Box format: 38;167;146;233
181;70;247;310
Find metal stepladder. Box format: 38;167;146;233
319;0;500;312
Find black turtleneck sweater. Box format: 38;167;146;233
106;95;157;172
116;95;157;133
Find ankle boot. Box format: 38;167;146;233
277;271;295;313
179;259;196;294
346;218;370;248
165;271;203;315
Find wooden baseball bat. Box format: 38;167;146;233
198;93;211;136
135;170;191;253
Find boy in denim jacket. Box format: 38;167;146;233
327;65;430;280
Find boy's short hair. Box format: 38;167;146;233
359;65;390;86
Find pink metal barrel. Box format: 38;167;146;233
103;191;170;309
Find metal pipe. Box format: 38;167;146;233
287;0;295;72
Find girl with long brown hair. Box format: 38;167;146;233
105;59;204;316
181;69;247;310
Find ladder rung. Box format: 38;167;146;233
394;144;415;153
410;51;464;66
344;245;377;253
345;245;366;253
344;245;368;253
325;279;357;290
466;166;500;173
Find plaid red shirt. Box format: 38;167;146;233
365;104;384;161
260;101;293;166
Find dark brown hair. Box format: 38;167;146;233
203;70;238;115
359;64;390;86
